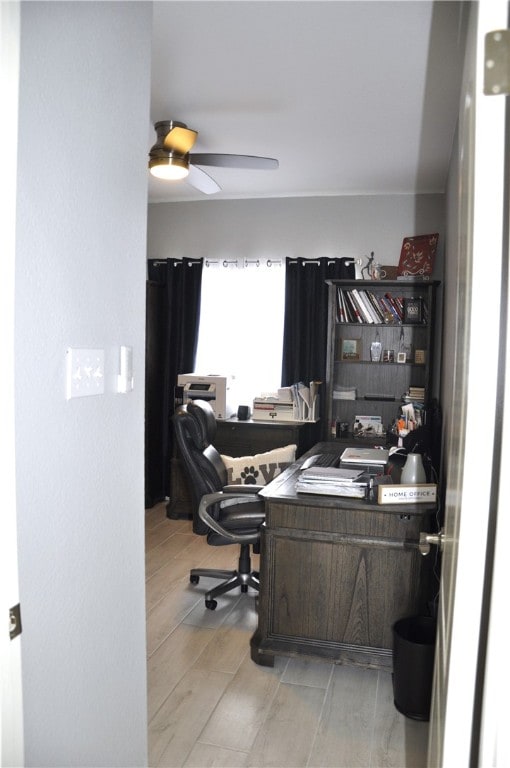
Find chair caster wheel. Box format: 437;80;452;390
205;599;217;610
190;575;200;585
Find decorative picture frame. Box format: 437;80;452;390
397;352;407;363
341;338;362;361
414;349;426;364
382;349;395;363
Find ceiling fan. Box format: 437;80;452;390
148;120;279;195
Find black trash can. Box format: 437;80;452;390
392;615;436;721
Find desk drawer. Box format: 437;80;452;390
267;502;425;540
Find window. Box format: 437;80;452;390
195;259;285;408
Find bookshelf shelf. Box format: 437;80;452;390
334;360;426;367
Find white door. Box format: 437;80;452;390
428;1;509;765
0;2;24;766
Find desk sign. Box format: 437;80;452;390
378;483;437;505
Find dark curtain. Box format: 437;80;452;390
281;257;354;418
145;258;203;507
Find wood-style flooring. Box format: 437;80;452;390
146;502;429;767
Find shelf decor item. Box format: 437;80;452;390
381;265;398;280
341;338;362;361
370;331;382;362
370;340;382;362
403;297;424;324
397;328;410;363
400;453;426;484
397;233;438;278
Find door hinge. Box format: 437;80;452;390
9;603;22;640
484;30;510;95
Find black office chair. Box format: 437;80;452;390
172;399;265;610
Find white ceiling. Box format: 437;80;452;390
148;1;468;203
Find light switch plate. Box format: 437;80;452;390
117;345;134;393
66;348;105;399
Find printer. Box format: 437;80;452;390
176;374;234;420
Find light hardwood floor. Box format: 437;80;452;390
146;502;429;768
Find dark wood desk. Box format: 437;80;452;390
250;442;435;670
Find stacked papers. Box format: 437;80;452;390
252;380;320;422
295;466;369;498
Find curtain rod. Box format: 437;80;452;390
204;258;283;268
149;258;202;267
287;257;356;266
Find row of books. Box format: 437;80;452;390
337;287;425;325
404;386;425;403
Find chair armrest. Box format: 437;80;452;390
223;484;264;494
198;492;263;542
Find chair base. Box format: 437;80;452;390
190;543;259;609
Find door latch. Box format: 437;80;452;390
419;530;444;556
9;603;22;640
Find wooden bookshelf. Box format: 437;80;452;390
324;279;439;443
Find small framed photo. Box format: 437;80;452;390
403;297;424;324
382;349;395;363
397;352;407;363
341;338;362;361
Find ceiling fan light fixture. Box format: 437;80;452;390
148;118;278;194
149;154;189;180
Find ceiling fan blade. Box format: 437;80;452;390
163;125;198;154
190;154;279;170
187;164;221;195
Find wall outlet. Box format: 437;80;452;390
66;348;105;399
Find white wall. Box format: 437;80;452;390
148;194;445;275
15;3;151;766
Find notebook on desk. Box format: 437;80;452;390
340;447;389;466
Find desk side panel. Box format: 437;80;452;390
268;533;423;650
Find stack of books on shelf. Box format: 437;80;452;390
337;287;428;326
404;386;425;403
295;466;369;498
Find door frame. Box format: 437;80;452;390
0;2;24;766
428;1;509;764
